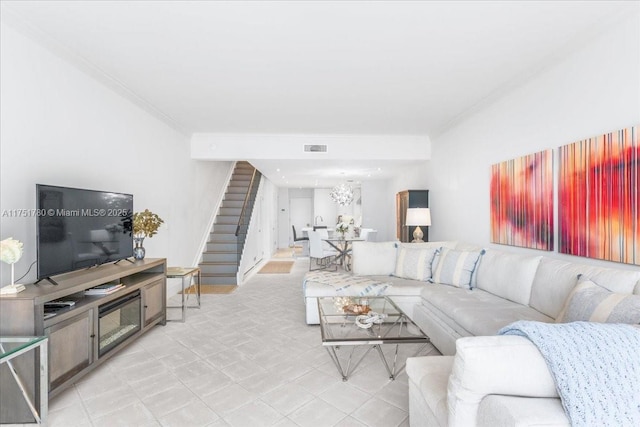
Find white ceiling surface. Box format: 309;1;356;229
2;1;635;187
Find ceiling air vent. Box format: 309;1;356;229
304;144;327;153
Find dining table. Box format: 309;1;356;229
322;237;364;271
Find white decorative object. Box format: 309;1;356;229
1;237;26;294
336;222;349;239
330;183;354;206
355;312;387;329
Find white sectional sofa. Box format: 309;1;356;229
303;241;459;325
301;240;640;426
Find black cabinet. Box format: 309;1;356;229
396;190;429;243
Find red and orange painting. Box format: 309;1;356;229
559;126;639;265
490;149;554;250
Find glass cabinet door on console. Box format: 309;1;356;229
44;310;93;391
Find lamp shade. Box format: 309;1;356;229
405;208;431;226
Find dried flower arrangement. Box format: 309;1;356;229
133;209;164;238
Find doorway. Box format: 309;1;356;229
289;197;312;246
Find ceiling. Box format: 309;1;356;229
2;1;635;187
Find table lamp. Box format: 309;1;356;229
405;208;431;243
1;237;26;294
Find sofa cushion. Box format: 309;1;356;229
477;395;568;427
448;335;559;427
529;258;640;319
431;248;483;289
369;275;429;296
556;278;640;324
420;286;552;337
351;241;397;275
475;249;542;305
407;356;454;427
394;246;438;281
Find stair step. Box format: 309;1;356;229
213;224;237;233
224;193;247;201
231;173;253;180
221;200;244;208
200;272;237;285
209;233;237;242
199;262;237;274
202;251;238;262
227;187;249;194
229;175;252;187
215;215;240;223
206;242;237;251
231;173;253;179
219;207;242;216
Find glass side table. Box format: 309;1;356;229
166;267;201;322
0;336;48;425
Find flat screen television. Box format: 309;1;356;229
36;184;134;281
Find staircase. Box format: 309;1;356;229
199;161;261;286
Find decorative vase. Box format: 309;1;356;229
133;236;146;260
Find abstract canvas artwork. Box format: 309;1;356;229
559;126;639;265
490;149;554;250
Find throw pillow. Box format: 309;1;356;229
431;247;483;289
351;241;398;276
556;276;640;324
393;247;438;281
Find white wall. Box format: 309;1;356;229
312;188;337;227
426;11;640;269
238;177;280;282
277;187;290;248
0;24;231;286
361;179;393;240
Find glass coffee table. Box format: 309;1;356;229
0;336;48;424
318;296;431;381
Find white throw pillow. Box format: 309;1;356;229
393;246;438;281
431;247;483;289
351;241;397;276
475;250;542;306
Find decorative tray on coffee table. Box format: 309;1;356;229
342;304;371;315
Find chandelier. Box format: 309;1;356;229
330;183;354;206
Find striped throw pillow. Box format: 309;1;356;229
393;247;438;281
556;277;640;324
431;247;482;289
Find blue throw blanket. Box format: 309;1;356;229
499;321;640;427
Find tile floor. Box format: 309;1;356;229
43;256;436;427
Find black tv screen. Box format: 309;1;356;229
36;184;133;280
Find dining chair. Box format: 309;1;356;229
315;228;332;251
308;230;338;271
360;228;378;241
292;225;309;257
